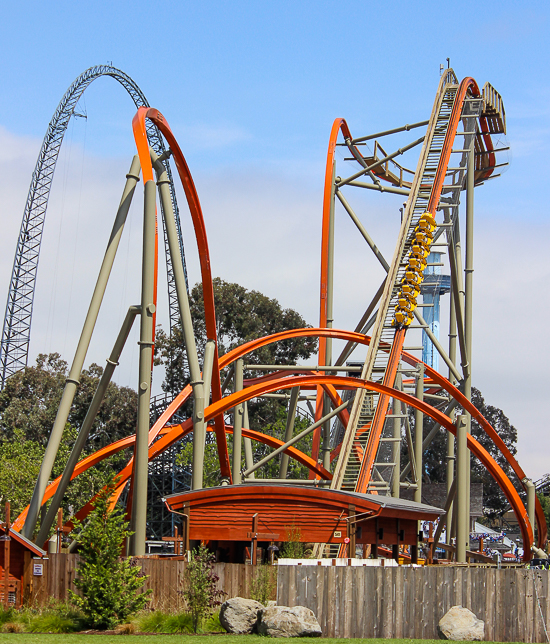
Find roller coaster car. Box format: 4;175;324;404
411;243;430;258
393;309;414;326
397;298;416;314
408;256;427;271
415;230;433;245
401;283;420;298
403;271;423;286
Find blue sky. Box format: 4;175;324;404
1;0;549;477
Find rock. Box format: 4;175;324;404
439;605;485;641
219;597;264;634
258;605;322;638
267;600;277;607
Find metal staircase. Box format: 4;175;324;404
331;70;467;496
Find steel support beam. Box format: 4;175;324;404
456;414;469;563
414;366;424;505
153;150;206;492
37;304;141;546
392;375;402;498
23;155;141;540
232;358;244;485
130;178;156;555
280;387;300;479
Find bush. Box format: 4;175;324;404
183;545;226;632
27;612;79;634
205;610;225;632
0;607;15;627
280;523;308;559
1;622;24;633
250;564;277;605
69;478;151;629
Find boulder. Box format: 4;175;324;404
439;605;485;641
258;605;322;638
219;597;264;634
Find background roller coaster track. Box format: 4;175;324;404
13;78;537;561
0;65;187;390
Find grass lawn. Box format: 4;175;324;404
0;637;525;644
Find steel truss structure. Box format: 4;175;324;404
0;65;187;389
11;69;546;563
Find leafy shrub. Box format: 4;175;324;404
163;612;194;633
69;478;151;628
205;610;225;632
250;564;277;605
0;607;15;627
1;622;24;633
280;523;308;558
183;545;226;632
135;610;170;633
27;612;79;633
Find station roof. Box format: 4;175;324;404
165;483;443;519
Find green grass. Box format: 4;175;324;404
0;637;530;644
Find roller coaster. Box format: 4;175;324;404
4;65;545;562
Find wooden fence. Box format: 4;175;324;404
277;564;550;642
25;554;262;610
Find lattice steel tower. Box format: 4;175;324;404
0;65;187;388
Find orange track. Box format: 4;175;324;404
14;91;541;561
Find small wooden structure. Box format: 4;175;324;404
164;483;442;563
0;524;46;607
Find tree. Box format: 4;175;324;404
70;479;151;629
0;353;138;452
419;387;519;517
0;354;138;526
537;494;550;540
155;277;317;395
183;545;226;632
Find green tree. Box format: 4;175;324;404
155;277;317;395
0;354;138;523
537;493;550;540
419;387;519;517
183;545;226;632
0;353;137;452
70;479;151;629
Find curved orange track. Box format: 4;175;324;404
14;90;540;560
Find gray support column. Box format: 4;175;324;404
414;365;424;505
130;178;156;555
456;414;469;563
202;340;216;405
153;152;206;491
37;305;140;545
243;402;255;478
392;374;402;498
321;162;336;470
280;387;300;479
447;282;457;544
523;478;536;539
464;139;475;525
232;358;244;485
23;156;141;540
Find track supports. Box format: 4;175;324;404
129;179;156;555
23;155;141;540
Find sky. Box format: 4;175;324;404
0;0;549;479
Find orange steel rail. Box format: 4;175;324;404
14;326;544;556
132;107;231;480
14;93;539;560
